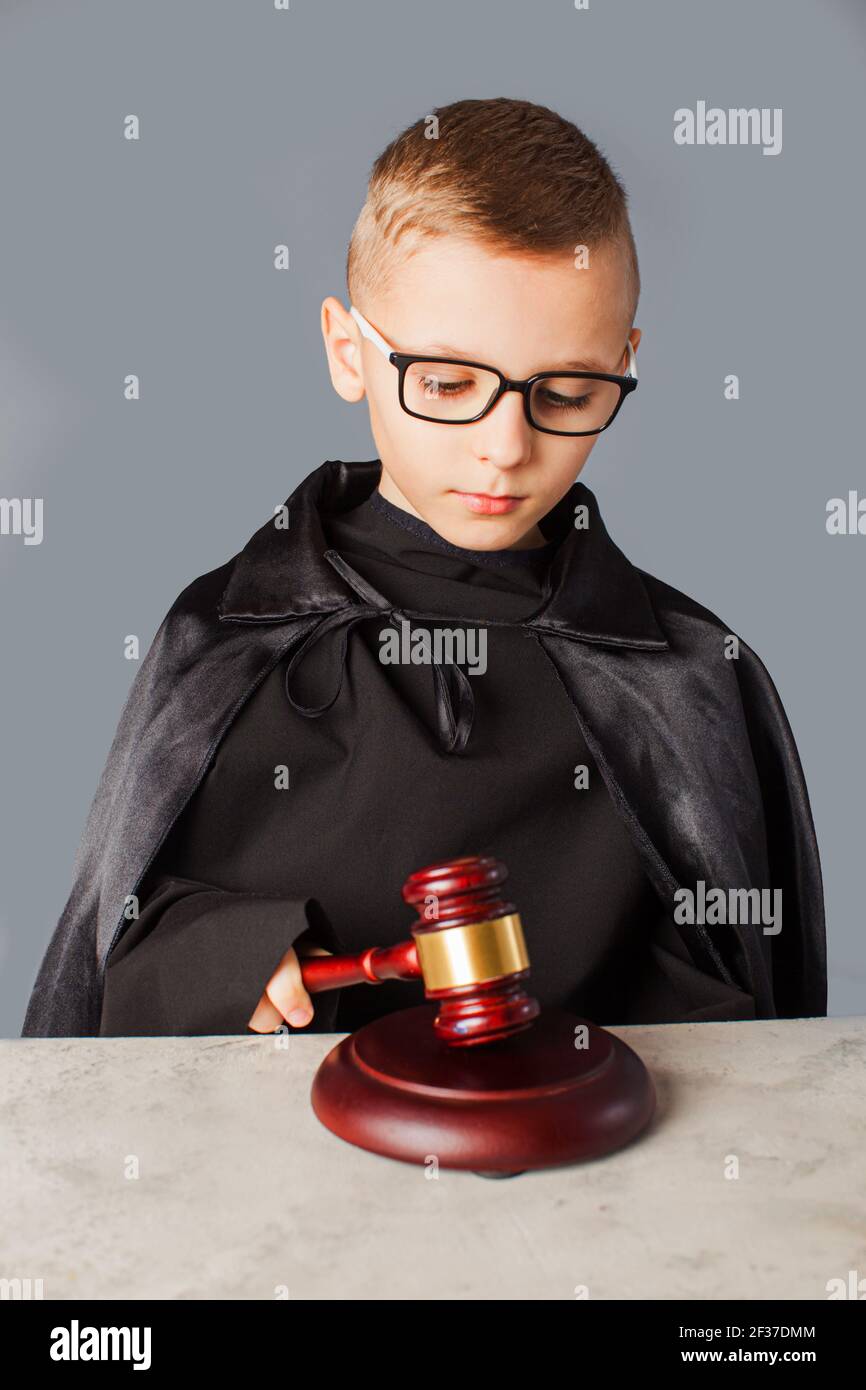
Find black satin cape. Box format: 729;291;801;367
22;459;827;1035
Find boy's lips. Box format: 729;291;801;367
450;491;526;515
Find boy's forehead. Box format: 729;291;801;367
378;236;631;363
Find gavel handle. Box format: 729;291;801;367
298;938;421;994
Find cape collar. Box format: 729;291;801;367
218;458;669;651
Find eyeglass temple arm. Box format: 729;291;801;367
350;305;393;359
624;338;638;381
351;303;638;382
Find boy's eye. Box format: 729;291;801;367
407;367;479;400
419;375;471;398
536;385;593;412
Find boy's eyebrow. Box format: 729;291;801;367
422;343;614;373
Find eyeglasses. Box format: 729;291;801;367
349;305;638;437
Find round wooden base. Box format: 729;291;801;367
311;1004;656;1173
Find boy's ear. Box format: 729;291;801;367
320;297;366;403
614;327;641;375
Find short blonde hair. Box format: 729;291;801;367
346;96;640;326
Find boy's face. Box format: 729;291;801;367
322;237;640;551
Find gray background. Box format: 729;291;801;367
1;0;863;1032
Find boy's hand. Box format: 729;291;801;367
247;936;333;1033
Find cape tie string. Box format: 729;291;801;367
283;550;476;755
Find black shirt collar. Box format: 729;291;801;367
365;488;558;572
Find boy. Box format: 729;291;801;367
23;97;826;1038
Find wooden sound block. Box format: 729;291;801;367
311;1004;656;1174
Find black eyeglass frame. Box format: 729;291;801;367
388;352;638;437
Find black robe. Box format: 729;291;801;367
22;460;827;1036
97;489;692;1036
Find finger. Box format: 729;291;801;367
264;948;315;1028
247;991;285;1033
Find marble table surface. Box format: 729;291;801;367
2;1015;864;1300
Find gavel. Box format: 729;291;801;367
307;853;656;1172
297;854;539;1047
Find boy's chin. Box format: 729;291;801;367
427;499;545;552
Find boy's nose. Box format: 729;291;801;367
472;390;534;465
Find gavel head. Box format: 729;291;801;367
402;854;540;1047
